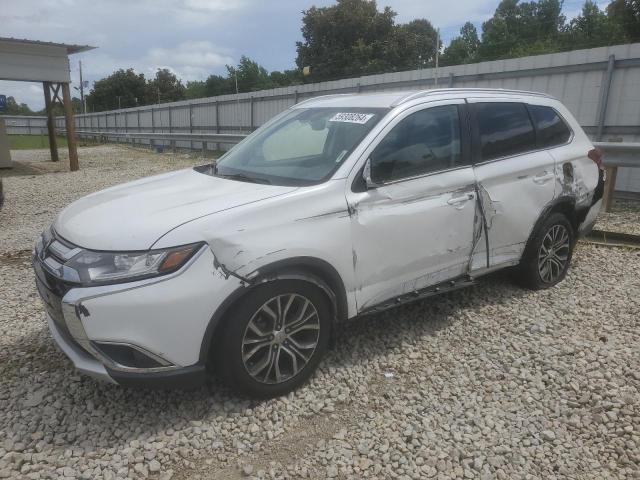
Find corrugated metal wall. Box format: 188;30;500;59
1;115;47;135
3;42;640;190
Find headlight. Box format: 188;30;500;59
66;242;203;285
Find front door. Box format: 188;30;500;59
346;100;478;312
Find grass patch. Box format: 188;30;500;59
8;134;68;150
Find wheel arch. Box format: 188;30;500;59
522;196;578;260
199;256;348;364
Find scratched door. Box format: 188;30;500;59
346;101;478;312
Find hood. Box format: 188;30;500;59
54;168;297;250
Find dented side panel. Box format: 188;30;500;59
347;168;478;311
153;180;359;317
471;149;557;269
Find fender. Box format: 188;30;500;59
198;256;349;364
521;195;578;260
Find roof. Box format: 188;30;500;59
295;88;553;109
0;37;95;55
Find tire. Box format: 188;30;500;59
215;280;331;398
516;212;575;290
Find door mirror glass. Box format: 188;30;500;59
362;158;380;189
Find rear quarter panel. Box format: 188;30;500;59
545;101;600;208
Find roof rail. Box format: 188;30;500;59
294;93;353;108
392;88;554;106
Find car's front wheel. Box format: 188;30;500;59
216;280;331;398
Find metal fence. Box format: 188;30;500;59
3;42;640;190
1;115;47;135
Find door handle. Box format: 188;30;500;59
533;171;555;184
447;192;474;208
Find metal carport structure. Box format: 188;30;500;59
0;37;95;171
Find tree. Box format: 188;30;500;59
203;74;233;96
295;0;397;80
226;56;275;92
563;1;624;49
185;80;207;99
478;0;565;61
269;69;303;87
86;68;147;111
441;22;480;66
146;68;186;104
3;96;35;115
391;19;440;70
607;0;640;42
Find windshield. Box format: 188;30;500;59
210;107;388;186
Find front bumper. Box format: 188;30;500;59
34;235;243;388
46;311;115;384
47;312;208;388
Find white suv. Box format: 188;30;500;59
33;89;604;397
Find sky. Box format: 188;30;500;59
1;0;607;111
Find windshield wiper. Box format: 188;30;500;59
210;163;272;184
215;168;271;185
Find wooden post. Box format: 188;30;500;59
602;166;618;212
61;83;79;171
43;82;59;163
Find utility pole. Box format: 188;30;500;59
434;28;440;87
79;60;85;114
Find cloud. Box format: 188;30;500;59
144;41;234;80
0;81;45;112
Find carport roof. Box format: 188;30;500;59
0;37;96;83
0;37;95;55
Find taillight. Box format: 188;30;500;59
588;148;603;169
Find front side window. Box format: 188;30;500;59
370;105;463;183
528;104;572;148
211;108;387;186
475;102;536;161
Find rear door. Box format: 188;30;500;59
469;100;557;270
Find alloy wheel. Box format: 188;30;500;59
241;293;321;384
538;224;570;283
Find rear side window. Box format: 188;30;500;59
475;103;536;161
528;105;572;148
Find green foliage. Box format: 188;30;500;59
269;70;304;87
296;0;395;80
86;68;147;111
146;68;186;104
3;96;35;115
607;0;640;42
478;0;565;60
227;56;274;92
295;0;439;80
184;80;207;100
8;134;67;150
441;22;480;66
563;0;625;49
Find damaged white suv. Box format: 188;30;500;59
34;89;604;397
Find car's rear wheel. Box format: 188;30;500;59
216;280;331;398
516;212;575;290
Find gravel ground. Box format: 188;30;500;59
1;146;639;480
595;199;640;236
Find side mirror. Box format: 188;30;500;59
362;158;380;189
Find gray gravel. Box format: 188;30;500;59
595;199;640;236
1;145;639;479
